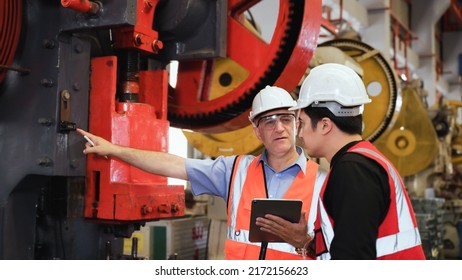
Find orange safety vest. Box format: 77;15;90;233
224;155;323;260
314;141;426;260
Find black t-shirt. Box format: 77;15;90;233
324;141;391;259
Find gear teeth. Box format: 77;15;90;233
169;0;304;129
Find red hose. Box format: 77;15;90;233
0;0;22;83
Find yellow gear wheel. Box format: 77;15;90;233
374;86;438;176
183;125;263;157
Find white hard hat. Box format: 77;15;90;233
249;85;297;122
290;63;371;116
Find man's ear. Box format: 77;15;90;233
321;118;333;133
253;126;263;141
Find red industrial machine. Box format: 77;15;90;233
0;0;321;259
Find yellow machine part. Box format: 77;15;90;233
183;125;263;157
452;124;462;165
374;86;439;177
446;101;462;165
360;57;396;141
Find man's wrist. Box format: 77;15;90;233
295;234;313;256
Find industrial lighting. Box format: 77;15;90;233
400;73;407;81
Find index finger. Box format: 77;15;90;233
76;128;90;137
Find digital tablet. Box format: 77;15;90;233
249;198;303;243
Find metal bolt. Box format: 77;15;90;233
37;157;53;167
38;118;54;126
74;44;83;53
40;78;54;88
171;203;179;213
61;90;71;100
72;82;81;91
152;40;163;52
42;39;55;49
141;205;153;215
134;34;143;46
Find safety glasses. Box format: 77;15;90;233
256;113;296;131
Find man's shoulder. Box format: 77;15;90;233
234;154;258;168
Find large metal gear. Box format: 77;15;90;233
318;39;399;142
167;0;322;133
374;85;439;177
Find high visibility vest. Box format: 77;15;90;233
314;141;426;260
224;155;324;260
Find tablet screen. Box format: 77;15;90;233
249;198;302;242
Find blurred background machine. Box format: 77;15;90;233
0;0;321;259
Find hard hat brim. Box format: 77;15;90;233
289;102;310;111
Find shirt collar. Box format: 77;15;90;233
331;140;363;166
257;146;307;175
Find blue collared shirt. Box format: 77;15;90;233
185;146;307;201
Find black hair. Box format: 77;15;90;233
302;106;363;135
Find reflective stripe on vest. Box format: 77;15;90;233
376;227;422;257
351;147;417;232
316;142;423;259
225;155;324;259
351;146;422;257
225;227;300;254
316;198;333;260
226;155;250;236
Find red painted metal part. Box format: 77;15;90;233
274;0;322;90
112;0;163;54
0;0;22;83
85;56;185;222
168;0;322;133
61;0;93;13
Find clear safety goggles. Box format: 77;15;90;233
256;113;296;131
